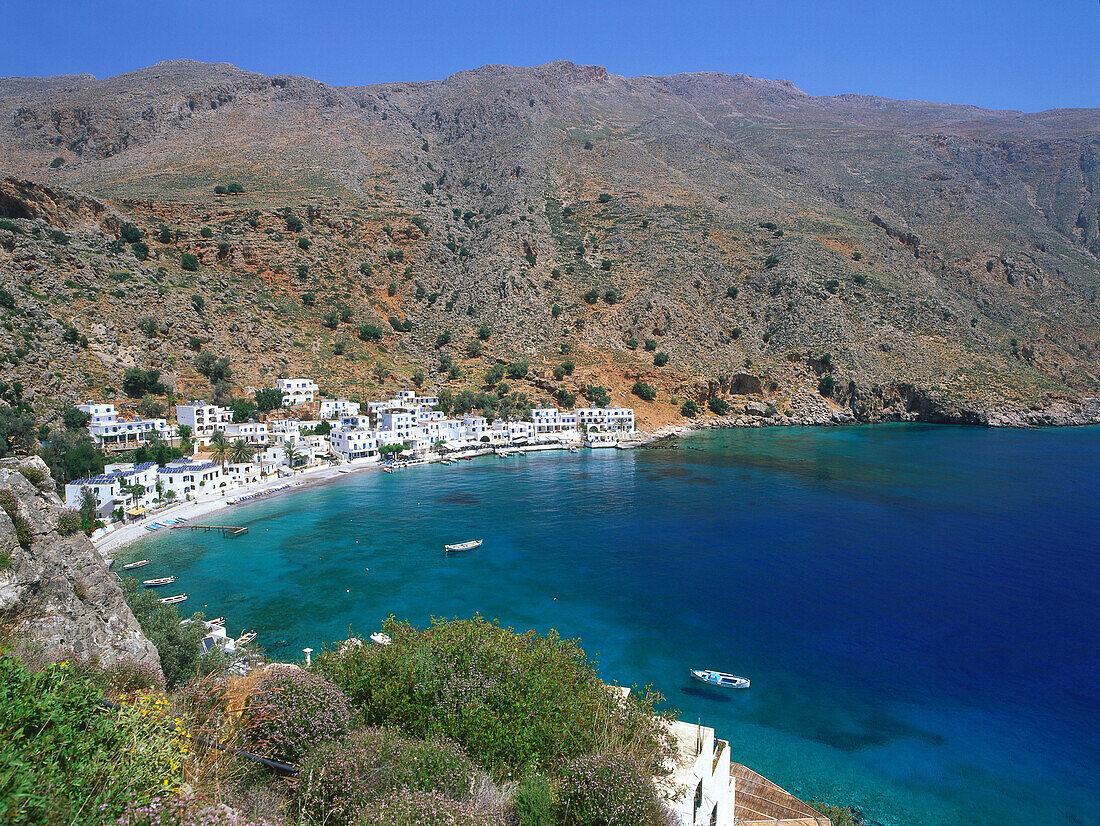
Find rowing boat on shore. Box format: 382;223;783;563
122;559;151;570
159;593;188;605
690;669;750;689
237;631;257;645
445;539;483;553
142;576;177;587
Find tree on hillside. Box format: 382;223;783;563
281;442;303;473
254;388;284;412
62;406;91;432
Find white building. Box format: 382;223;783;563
175;403;233;440
86;416;172;450
574;406;635;434
64;461;159;520
663;719;734;826
222;421;269;445
76;402;117;426
318;398;361;420
276;378;318;406
329;429;379;462
156;460;224;499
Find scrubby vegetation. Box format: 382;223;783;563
0;614;684;826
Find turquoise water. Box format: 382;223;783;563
128;424;1100;825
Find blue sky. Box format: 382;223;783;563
1;1;1096;112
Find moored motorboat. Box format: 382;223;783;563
122;559;151;570
237;631;257;645
690;669;750;689
159;593;189;605
444;539;483;553
142;576;177;587
206;617;225;627
370;632;392;646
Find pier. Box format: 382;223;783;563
179;524;249;537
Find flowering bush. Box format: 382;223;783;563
0;655;186;825
357;789;503;826
558;754;661;826
315;617;675;779
115;795;277;826
244;667;351;763
296;727;476;825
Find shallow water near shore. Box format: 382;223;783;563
129;424;1100;825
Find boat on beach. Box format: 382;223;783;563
690;669;750;689
159;593;189;605
237;631;257;645
122;559;151;570
444;539;483;553
142;576;177;587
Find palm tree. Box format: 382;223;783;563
229;438;255;465
281;442;303;474
208;431;230;469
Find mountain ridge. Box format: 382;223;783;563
0;59;1098;429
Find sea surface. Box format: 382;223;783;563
128;424;1100;825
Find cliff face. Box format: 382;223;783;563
0;60;1098;426
0;457;160;670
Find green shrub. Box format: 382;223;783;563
244;668;351;763
436;330;452;348
680;400;700;417
825;279;840;294
558;754;661;826
361;262;373;276
584;386;611;407
358;324;385;342
120;224;144;243
643;339;657;352
514;772;557;826
17;464;49;490
853;274;867;285
809;802;866;826
286;213;304;232
226;182;243;194
298;237;311;250
852;251;863;261
0;488;33;550
121;579;205;688
726;285;739;299
506;360;530;380
297;264;309;278
199;227;213;239
477;324;492;341
130;241;149;260
708;398;731;416
301;292;316;306
466;340;485;358
0;656;186;825
597;193;611;203
315;617;673;780
50;156;65;168
180;253;199;271
0;219;23;235
625;338;638;350
582;289;599;304
818;375;837;397
561;360;575;375
214;185;228;195
764;253;780;270
653;352;669;367
631;382;656;402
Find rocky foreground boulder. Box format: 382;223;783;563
0;456;160;671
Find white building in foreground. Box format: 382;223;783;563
318;398;361;420
663;719;735;826
329;429;378;462
64;461;159;519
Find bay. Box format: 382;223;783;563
128;423;1100;826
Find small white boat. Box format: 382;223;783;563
444;539;483;553
122;559;151;570
159;594;189;605
142;576;177;587
206;617;225;627
690;669;750;689
237;631;257;645
370;632;392;646
383;466;395;473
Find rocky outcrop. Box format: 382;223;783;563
0;457;160;671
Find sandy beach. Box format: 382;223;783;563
94;459;384;557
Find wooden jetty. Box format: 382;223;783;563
179;524;249;537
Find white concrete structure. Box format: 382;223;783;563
64;461;159;519
663;719;734;826
156;460;224;499
175;403;233;440
76;402;118;426
329;429;379;461
276;378;318;406
222;421;269;445
86;416;171;450
574;406;636;434
318;398;360;420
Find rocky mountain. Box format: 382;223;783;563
0;457;159;668
1;59;1099;427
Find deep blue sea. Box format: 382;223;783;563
127;424;1100;825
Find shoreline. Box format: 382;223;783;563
94;459;386;557
98;405;1100;557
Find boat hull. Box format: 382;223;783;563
444;539;483;553
690;669;750;689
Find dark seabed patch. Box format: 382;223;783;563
437;490;481;506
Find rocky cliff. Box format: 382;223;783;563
0;456;159;669
0;60;1099;428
